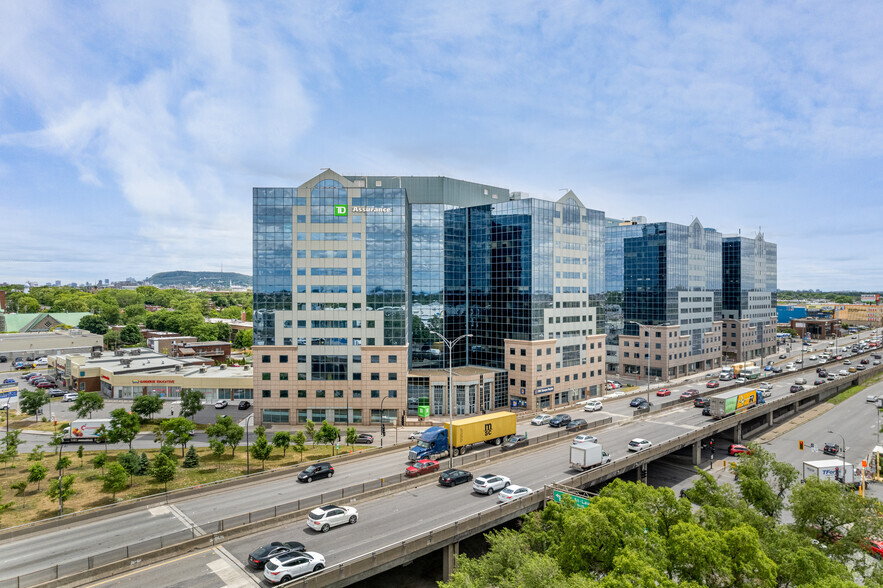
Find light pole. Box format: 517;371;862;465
244;413;254;476
379;395;388;448
430;330;472;469
828;429;847;481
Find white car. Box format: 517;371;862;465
583;400;603;412
628;438;653;452
497;484;533;503
530;414;552;426
306;504;358;533
758;382;773;390
809;355;817;360
472;473;511;495
838;370;849;376
62;392;79;402
214;400;228;408
573;434;598;445
408;430;424;440
734;377;747;384
868;395;879;403
263;551;325;584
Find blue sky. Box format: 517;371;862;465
1;1;882;290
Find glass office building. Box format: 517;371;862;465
252;172;607;425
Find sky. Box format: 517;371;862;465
1;1;882;290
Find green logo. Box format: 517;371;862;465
334;205;348;216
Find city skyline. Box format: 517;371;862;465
2;2;883;289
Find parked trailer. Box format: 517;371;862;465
708;388;763;419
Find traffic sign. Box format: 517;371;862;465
799;440;804;450
552;490;591;508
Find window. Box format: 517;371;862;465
316;390;326;398
262;390;271;398
520;349;526;356
367;338;375;345
297;320;306;328
298;390;306;398
280;355;289;363
388;355;397;363
367;320;375;328
388;390;397;398
298;355;307;363
353;372;361;380
510;379;516;386
261;355;271;363
371;390;380;398
261;373;271;381
298;372;307;380
262;409;289;424
280;390;289;398
371;373;380;381
370;355;380;363
334;390;344;398
510;348;515;355
389;373;397;380
279;373;289;381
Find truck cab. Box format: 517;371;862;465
408;427;448;461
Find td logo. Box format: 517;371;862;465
334;205;348;216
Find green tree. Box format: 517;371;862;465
77;314;108;334
28;463;48;491
179;389;205;419
123;304;148;324
3;430;23;465
730;442;798;520
0;489;13;522
232;329;253;349
102;462;127;500
131;395;165;421
206;415;244;457
292;431;306;460
154;417;195;457
28;444;45;463
72;391;104;419
151;452;177;492
13;295;41;313
139;452;150;474
183;445;200;468
98;303;121;326
316;420;341;452
209;439;225;471
250;434;272;470
345;426;358;451
55;455;72;473
46;474;76;506
117;450;141;485
271;431;292;457
77;445;84;468
20;390;50;422
119;323;142;345
11;481;27;496
304;420;315;444
216;322;232;342
92;452;107;475
108;408;141;450
103;330;122;350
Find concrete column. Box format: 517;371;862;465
767;411;774;427
732;422;742;444
639;463;648;484
692;441;702;465
442;541;459;581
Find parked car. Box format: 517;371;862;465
306;504;358;533
297;462;334;483
548;414;572;428
35;381;54;389
1;378;14;384
706;380;720;388
47;388;65;398
263;551;325;584
628;438;653;452
473;473;511;495
406;459;440;477
693;397;710;408
62;392;79;402
790;385;805;393
583;400;603;412
438;469;473;487
656;389;671;397
573;434;598;445
565;418;588;431
498;484;533;503
501;434;529;452
247;541;306;569
728;444;750;455
680;389;699;399
214;400;228;409
238;400;251;410
354;433;374;444
823;443;840;456
530;413;552;425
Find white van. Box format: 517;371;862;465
34;357;48;366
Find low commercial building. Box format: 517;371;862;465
833;304;882;327
0;330;103;364
171;340;231;362
789;318;841;339
0;312;92;333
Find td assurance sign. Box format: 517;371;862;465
334;204;392;216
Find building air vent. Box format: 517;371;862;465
219;364;226;370
175;365;182;372
131;349;141;356
199;367;207;373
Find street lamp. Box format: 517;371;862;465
244;413;254;476
828;429;847;481
430;330;472;469
379;395;388;448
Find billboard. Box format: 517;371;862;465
861;294;879;303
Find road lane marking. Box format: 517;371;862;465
169;504;206;536
215;546;262;586
208;555;256;587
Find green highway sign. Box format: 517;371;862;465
552;489;591;508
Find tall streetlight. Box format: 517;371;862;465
379;395;389;448
828;429;847;482
430;330;472;469
244;413;254;476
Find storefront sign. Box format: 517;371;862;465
534;386;554;395
131;379;176;384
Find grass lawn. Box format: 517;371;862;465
0;442;369;529
828;373;883;405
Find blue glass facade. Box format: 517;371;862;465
253;188;296;346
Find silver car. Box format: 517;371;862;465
472;473;511;495
530;414;552;425
306;504;358;533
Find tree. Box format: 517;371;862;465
154;417;195;457
151;453;177;493
730;442;798;520
183;446;200;468
316;420;341;452
117;450;141;485
28;463;48;491
11;481;27;496
304;420;316;444
139;452;150;474
119;324;142;345
77;315;108;335
271;431;292;457
216;322;232;342
0;489;13;523
46;474;76;506
55;455;72;473
103;330;122;350
345;426;358;451
103;462;127;500
131;395;165;421
3;430;23;466
77;445;84;468
20;390;50;422
209;440;225;471
109;408;141;449
233;329;253;349
13;295;41;313
179;389;205;419
28;444;45;463
206;415;244;457
92;452;107;475
250;434;272;470
72;392;104;419
292;431;306;460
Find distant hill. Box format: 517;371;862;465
148;271;252;288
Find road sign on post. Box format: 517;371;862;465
552;489;591;508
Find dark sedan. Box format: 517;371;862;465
629;397;647;407
633;399;651;409
702;406;712;417
501;434;529;451
297;462;334;483
238;400;251;410
439;469;473;487
823;443;840;456
565;418;589;432
548;414;572;428
790;385;805;393
693;397;710;408
247;541;306;569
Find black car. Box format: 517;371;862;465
500;434;529;452
354;433;374;444
247;541;306;569
818;370;828;378
790;385;804;393
814;380;825;386
693;398;710;408
238;400;251;410
701;406;712;417
633;399;651;410
439;469;473;487
548;414;572;428
297;462;334;483
771;366;783;373
565;418;588;431
823;443;840;456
